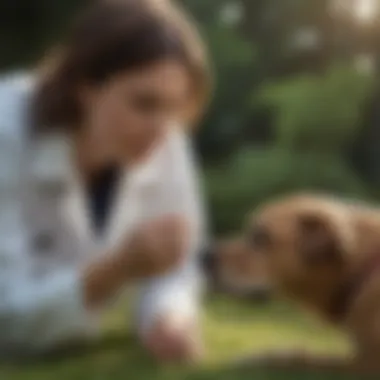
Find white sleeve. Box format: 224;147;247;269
0;73;95;354
135;129;207;336
0;268;94;354
0;195;94;354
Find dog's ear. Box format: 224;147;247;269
298;214;342;266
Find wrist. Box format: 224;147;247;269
111;244;137;280
82;248;131;309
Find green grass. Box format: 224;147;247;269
0;296;371;380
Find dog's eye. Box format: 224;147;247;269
248;226;272;250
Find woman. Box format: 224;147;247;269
0;0;209;362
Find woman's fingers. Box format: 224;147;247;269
120;214;189;279
143;316;202;364
148;215;189;263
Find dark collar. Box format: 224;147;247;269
328;256;380;323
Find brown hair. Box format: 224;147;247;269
32;0;210;132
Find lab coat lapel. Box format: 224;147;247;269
102;148;161;251
30;134;163;255
30;134;94;247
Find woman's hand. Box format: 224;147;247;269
119;215;188;278
142;314;203;364
83;215;188;308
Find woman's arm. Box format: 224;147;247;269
0;216;185;354
135;129;207;337
84;216;187;309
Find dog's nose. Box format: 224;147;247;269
200;246;217;276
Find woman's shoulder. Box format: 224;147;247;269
0;71;35;140
0;71;35;107
0;71;34;91
157;126;199;179
162;127;194;160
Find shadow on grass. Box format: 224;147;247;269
0;333;162;380
0;298;369;380
1;332;146;366
187;365;378;380
1;334;376;380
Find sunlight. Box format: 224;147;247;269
354;0;377;21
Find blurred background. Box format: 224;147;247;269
2;0;380;235
1;0;379;379
193;0;380;235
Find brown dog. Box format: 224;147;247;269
204;194;380;374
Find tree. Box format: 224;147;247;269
180;0;257;160
257;65;374;153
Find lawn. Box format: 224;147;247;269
0;296;372;380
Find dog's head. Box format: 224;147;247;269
247;195;357;295
202;236;271;298
203;194;367;306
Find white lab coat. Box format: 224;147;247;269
0;72;205;355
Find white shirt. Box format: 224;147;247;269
0;72;206;355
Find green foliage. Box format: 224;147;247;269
179;0;258;158
256;66;374;153
205;147;370;233
2;0;380;234
197;21;256;158
0;0;85;69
